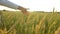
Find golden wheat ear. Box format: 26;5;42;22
55;27;60;34
22;11;29;16
17;6;29;16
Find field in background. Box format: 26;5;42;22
0;11;60;34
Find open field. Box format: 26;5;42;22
0;11;60;34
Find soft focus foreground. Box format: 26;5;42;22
0;11;60;34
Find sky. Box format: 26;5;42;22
0;0;60;12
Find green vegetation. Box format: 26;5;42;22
0;10;60;34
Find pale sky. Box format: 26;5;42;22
0;0;60;12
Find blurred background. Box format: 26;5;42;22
0;0;60;12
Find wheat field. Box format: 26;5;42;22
0;11;60;34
